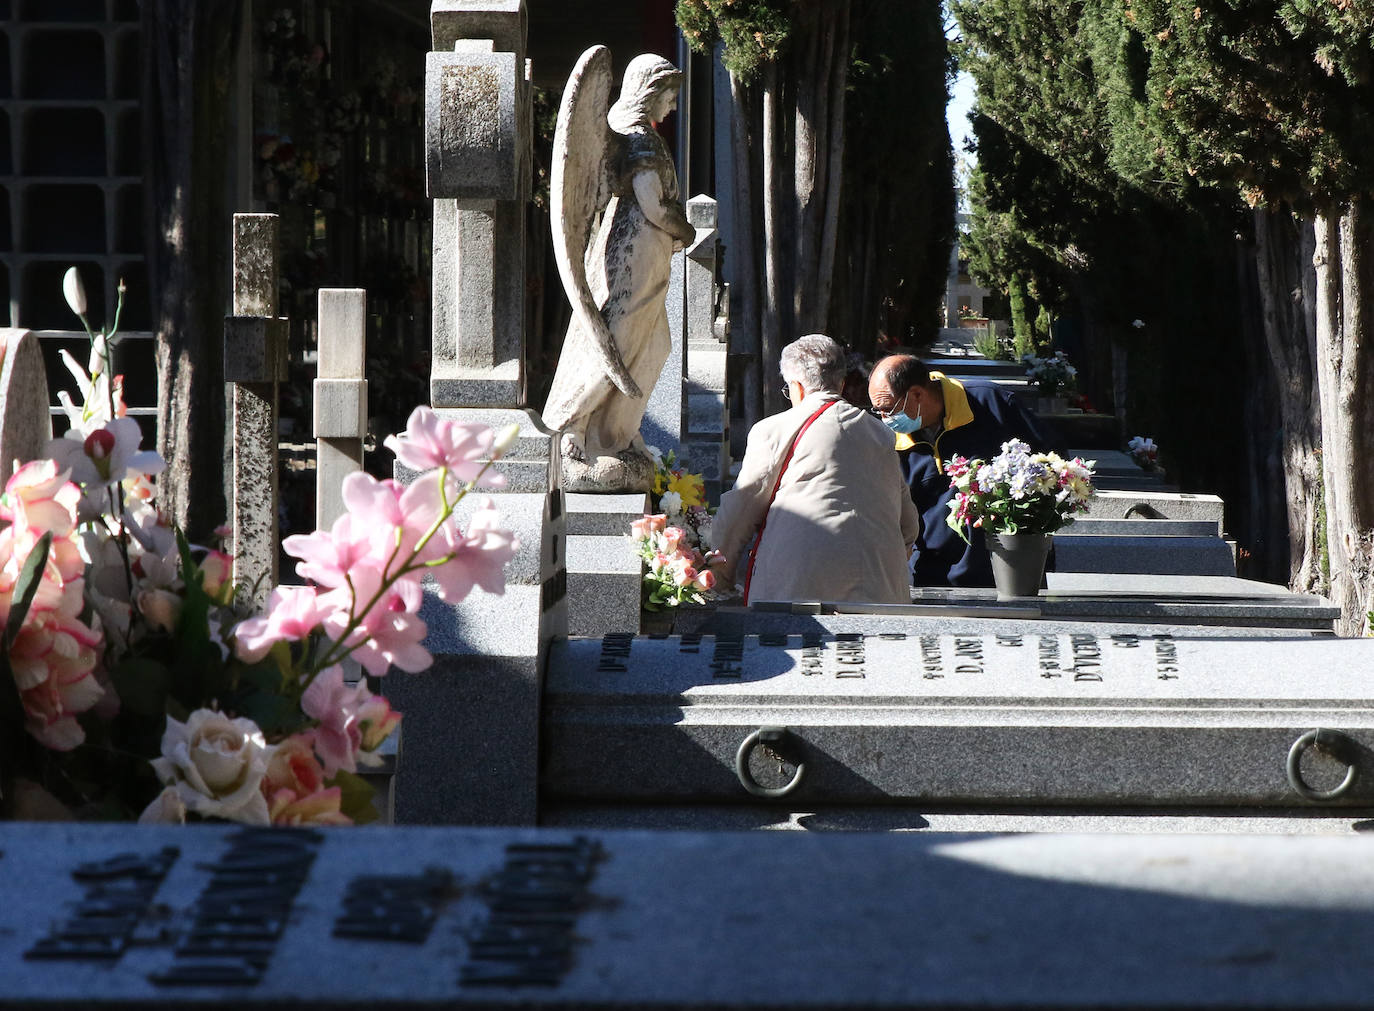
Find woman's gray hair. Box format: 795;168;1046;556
780;333;846;394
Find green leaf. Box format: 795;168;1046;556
110;657;172;716
6;531;51;651
235;691;301;737
330;769;380;825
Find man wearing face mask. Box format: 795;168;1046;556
868;354;1051;587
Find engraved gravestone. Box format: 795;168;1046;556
10;822;1374;1007
543;630;1374;806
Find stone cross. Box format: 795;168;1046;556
681;195;732;502
426;0;530;407
386;0;567;827
0;328;52;479
313;288;367;530
223;213;288;607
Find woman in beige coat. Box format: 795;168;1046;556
711;335;920;604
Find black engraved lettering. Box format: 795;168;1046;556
1112;633;1141;649
834;636;866;679
1069;634;1103;680
1038;635;1062;677
995;634;1024;648
26;847;180;962
710;635;744;678
679;633;702;654
596;632;633;672
151;829;320;987
1153;634;1180;679
334;868;454;942
460;837;602;988
919;635;943;679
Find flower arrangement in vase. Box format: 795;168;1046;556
1021;351;1078;397
946;439;1096;598
1127;435;1160;472
0;269;518;825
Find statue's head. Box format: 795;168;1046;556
609;54;682;129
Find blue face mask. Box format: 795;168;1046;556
882;409;924;435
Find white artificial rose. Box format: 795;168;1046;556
151;709;274;825
660;490;683;517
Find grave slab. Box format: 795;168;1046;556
1087;489;1225;531
543;630;1374;806
10;824;1374;1008
1052;533;1237;576
1067;518;1220;537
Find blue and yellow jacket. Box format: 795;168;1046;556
895;374;1051;587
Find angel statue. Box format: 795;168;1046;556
542;46;697;492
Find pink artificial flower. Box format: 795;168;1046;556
340;470;450;572
232;584;332;662
693;568;716;592
662;527;685;553
262;732;327;797
356;692;402;761
283;513;379;591
322;579;432;678
267;785;351;826
1;459;81;538
383;406;506;489
197;549;234;602
427;499;518;605
11;586;104;750
644;514;667;534
300;666;366;775
630;515;654;539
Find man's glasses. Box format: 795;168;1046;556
869;390;906;419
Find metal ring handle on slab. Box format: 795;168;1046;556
735;727;806;799
1286;728;1359;802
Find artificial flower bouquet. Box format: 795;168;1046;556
945;439;1096;542
626;447;720;610
649;445;714;553
0;269;518;826
1127;435;1160;471
1022;350;1078;396
628;513;720;610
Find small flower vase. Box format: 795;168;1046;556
987;532;1052;599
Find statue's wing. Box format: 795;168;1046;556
551;45;640;399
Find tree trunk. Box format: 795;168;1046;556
143;0;242;540
1322;199;1374;635
790;0;850;335
728;71;763;433
1252;206;1323;592
759;60;788;416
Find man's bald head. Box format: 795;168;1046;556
868;354;944;430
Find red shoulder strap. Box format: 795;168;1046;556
742;399;839;605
